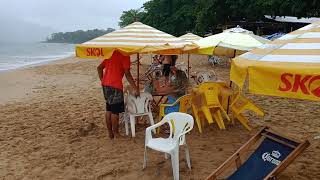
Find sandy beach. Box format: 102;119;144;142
0;55;319;179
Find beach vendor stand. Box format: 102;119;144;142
188;27;270;116
75;22;197;90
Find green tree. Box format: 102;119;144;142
118;0;320;36
46;28;115;44
119;9;146;27
137;0;198;36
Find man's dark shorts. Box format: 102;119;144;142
102;86;124;114
163;64;171;77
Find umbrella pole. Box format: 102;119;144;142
137;53;140;90
226;81;233;114
226;51;236;114
187;54;190;79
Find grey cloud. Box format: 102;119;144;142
0;0;148;42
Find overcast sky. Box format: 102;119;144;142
0;0;149;42
0;0;149;32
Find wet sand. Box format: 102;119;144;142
0;55;319;179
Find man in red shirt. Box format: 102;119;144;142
97;51;139;139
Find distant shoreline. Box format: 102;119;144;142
0;42;75;73
41;41;77;44
45;28;115;44
39;41;77;45
0;55;75;73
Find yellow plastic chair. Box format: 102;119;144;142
191;83;231;131
200;87;231;129
230;93;264;131
158;94;191;133
197;82;231;109
191;90;205;133
159;94;191;120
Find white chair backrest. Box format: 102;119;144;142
176;64;188;75
127;92;153;114
208;55;222;65
196;71;218;84
162;112;194;145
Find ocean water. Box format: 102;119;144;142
0;42;75;71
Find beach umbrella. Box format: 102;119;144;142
264;32;286;41
76;22;196;59
75;22;197;88
179;33;202;42
230;21;320;101
191;26;270;57
179;33;203;78
190;27;269;112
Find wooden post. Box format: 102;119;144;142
137;53;140;90
226;81;232;114
187;54;190;79
226;49;236;114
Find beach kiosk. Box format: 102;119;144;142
75;22;197;88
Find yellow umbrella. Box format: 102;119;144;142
75;22;197;89
76;22;197;59
179;33;202;42
179;33;203;78
191;26;269;57
230;21;320;101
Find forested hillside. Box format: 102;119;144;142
119;0;320;36
46;28;115;44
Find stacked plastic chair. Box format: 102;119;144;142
191;82;231;133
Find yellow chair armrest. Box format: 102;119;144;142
159;97;181;108
159;102;179;117
160;103;175;108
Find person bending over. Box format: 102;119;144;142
97;51;139;139
171;55;178;68
162;55;172;85
149;68;188;114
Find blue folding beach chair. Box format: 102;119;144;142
206;127;310;180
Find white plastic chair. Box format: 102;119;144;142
176;63;188;76
125;92;155;137
143;112;194;180
195;70;218;85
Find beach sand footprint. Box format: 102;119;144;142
77;122;97;137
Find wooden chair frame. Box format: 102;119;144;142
206;127;310;180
